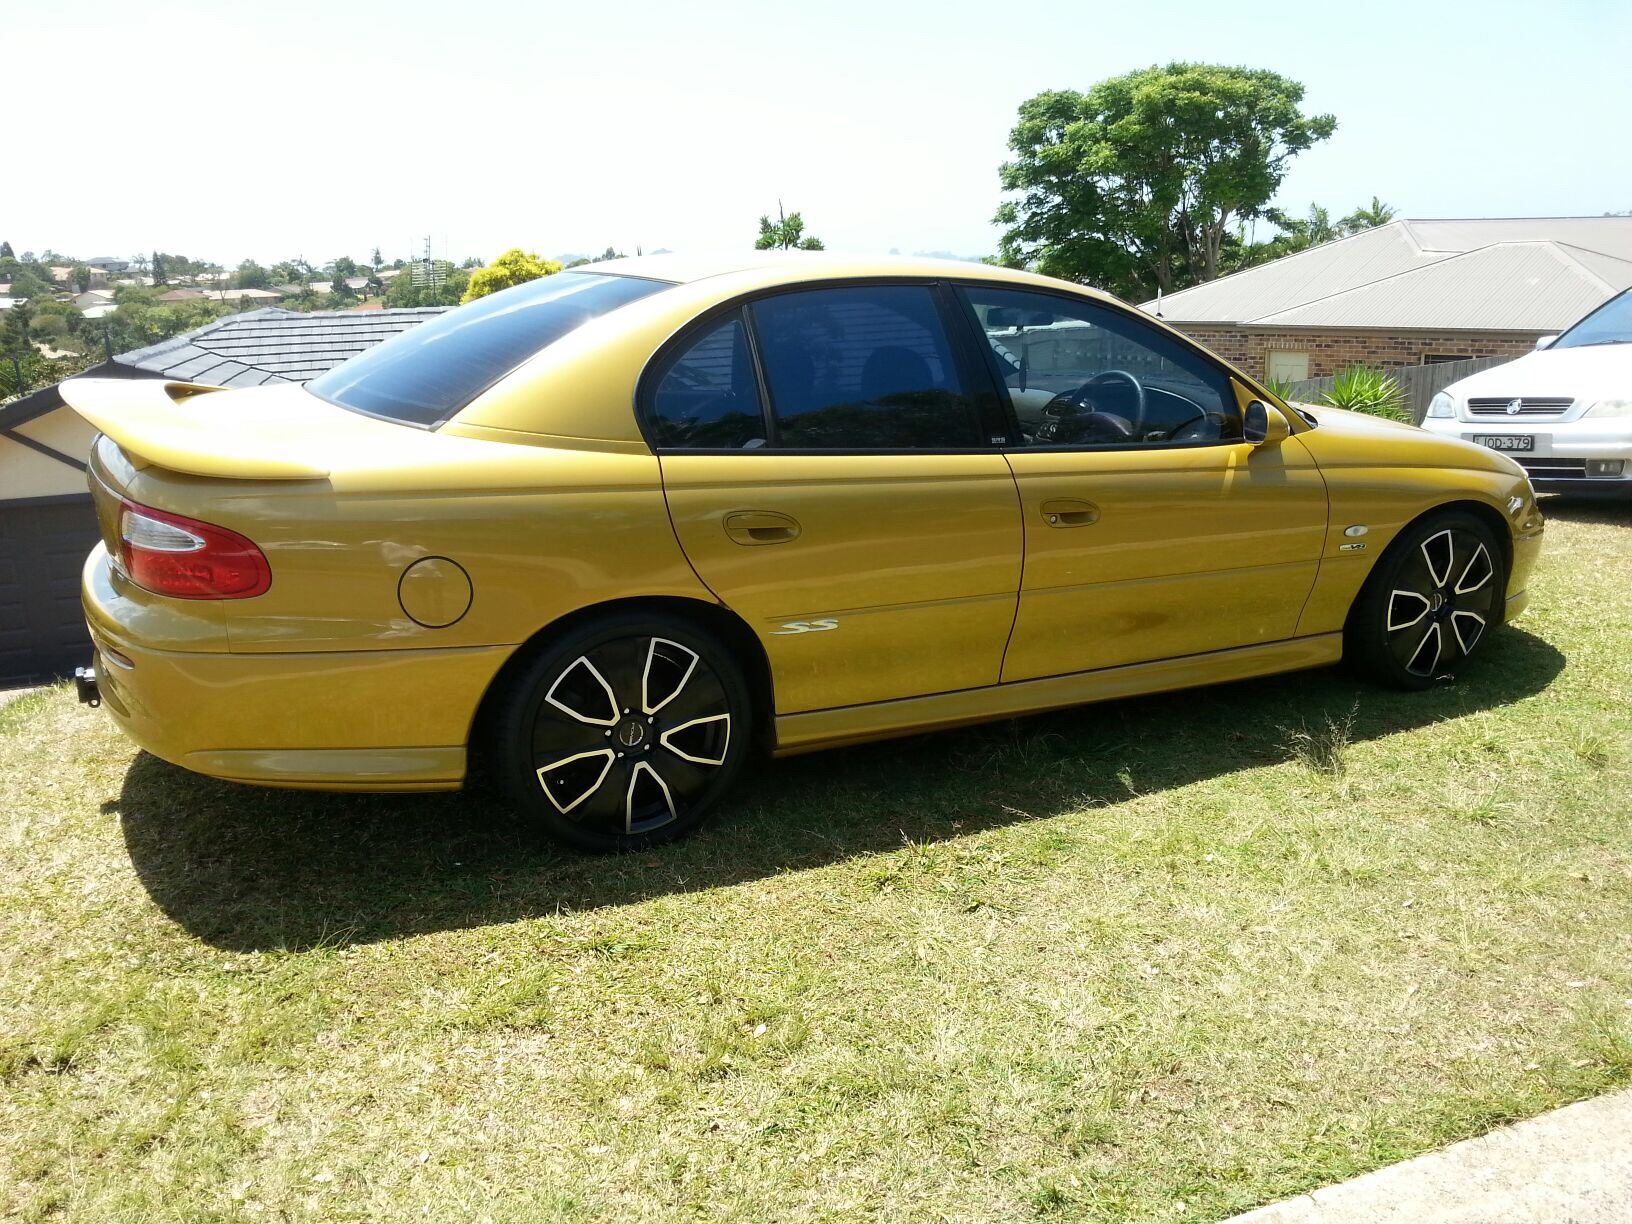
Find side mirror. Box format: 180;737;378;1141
1244;400;1290;446
1535;335;1558;351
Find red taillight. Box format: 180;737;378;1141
117;500;271;600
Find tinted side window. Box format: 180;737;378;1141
748;286;983;449
961;287;1241;447
648;313;767;448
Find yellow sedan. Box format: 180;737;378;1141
66;254;1544;850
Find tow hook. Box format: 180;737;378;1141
74;665;100;708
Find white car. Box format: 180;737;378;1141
1423;288;1632;497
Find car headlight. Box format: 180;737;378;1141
1585;399;1632;418
1426;391;1455;418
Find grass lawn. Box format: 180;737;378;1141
3;501;1631;1222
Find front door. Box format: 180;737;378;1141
647;285;1024;713
954;285;1329;682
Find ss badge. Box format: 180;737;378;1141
772;618;839;635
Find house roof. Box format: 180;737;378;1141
1;306;447;431
1144;217;1632;332
109;306;448;386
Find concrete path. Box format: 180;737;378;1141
1230;1089;1632;1223
0;685;44;710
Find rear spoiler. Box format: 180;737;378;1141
59;378;330;480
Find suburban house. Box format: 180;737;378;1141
213;287;286;305
72;290;116;311
155;287;207;303
83;256;129;273
0;306;447;682
1144;216;1632;382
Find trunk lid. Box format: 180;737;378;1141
61;378;377;480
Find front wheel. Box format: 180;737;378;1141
492;612;751;851
1346;511;1506;691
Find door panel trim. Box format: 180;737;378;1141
772;633;1343;755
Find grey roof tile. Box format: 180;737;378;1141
111;306;450;388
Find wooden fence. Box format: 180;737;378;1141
1284;355;1517;424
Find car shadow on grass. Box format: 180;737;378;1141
111;623;1568;953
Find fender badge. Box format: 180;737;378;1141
771;618;839;635
1339;541;1367;552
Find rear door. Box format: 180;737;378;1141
651;283;1024;714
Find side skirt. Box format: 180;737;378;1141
771;633;1344;757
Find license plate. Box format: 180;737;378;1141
1473;434;1534;452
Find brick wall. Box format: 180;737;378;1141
1172;325;1542;379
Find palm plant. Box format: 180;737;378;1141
1342;196;1398;232
1318;364;1409;421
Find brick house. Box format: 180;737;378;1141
1142;217;1632;381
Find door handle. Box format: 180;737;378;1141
1039;498;1100;528
724;510;801;546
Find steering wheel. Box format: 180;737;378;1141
1160;408;1234;443
1046;369;1147;437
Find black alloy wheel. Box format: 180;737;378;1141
1347;511;1505;690
494;612;750;851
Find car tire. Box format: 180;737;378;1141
1345;510;1506;691
491;611;752;852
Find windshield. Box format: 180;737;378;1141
307;272;669;427
1553;288;1632;349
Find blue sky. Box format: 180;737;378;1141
10;0;1631;267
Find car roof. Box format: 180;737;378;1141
445;254;1144;448
576;250;1117;298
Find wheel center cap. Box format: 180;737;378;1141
615;718;647;749
1429;591;1446;612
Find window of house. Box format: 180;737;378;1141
959;286;1242;447
746;286;984;449
1264;350;1310;383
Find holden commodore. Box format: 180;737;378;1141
67;254;1545;850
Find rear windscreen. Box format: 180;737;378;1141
306;272;670;427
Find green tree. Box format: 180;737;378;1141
1;347;100;403
9;269;54;300
384;266;469;308
370;247;383;270
330;255;359;280
755;204;825;250
331;277;356;302
996;62;1336;299
1;299;33;351
1263;202;1342;252
0;241;13;259
152;251;168;285
1342;195;1397;232
234;259;271;290
461;248;561;302
73;264;93;292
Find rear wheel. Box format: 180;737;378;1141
1346;511;1505;691
493;612;751;851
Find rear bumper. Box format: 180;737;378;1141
83;545;511;791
